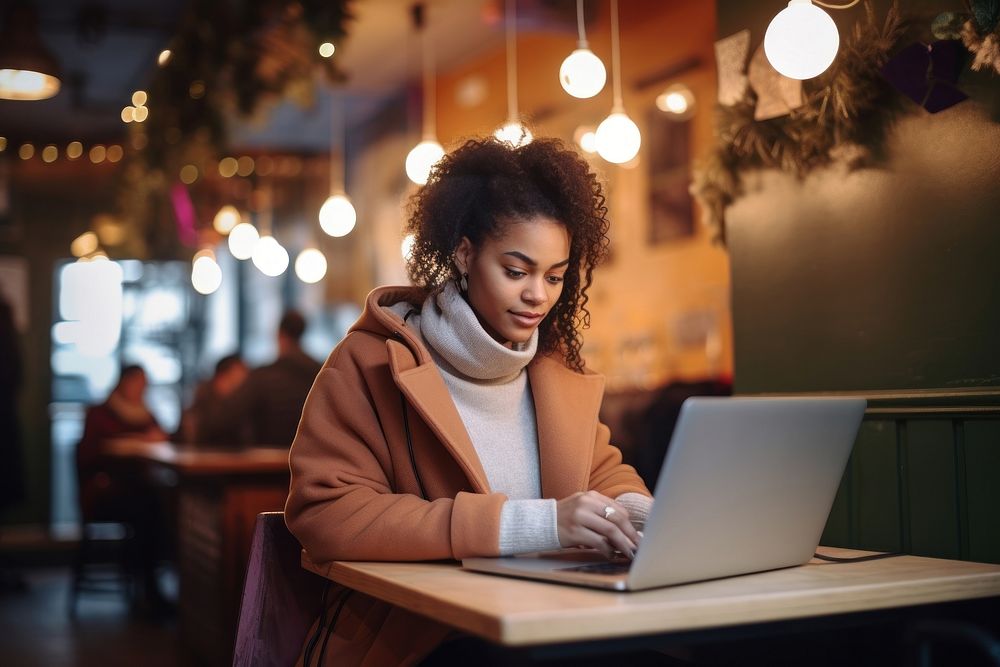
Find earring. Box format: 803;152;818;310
458;273;469;293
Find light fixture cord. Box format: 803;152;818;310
329;92;337;194
259;183;273;237
422;9;436;140
576;0;587;47
610;0;623;110
329;92;348;194
811;0;862;9
505;0;518;123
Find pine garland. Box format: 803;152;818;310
692;1;905;243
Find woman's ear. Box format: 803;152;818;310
454;236;474;275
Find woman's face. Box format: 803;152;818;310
455;215;571;346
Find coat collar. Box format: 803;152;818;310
528;355;606;499
387;330;605;499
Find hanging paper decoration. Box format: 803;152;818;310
881;41;968;114
714;29;751;106
747;44;804;121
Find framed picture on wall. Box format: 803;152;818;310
647;108;694;244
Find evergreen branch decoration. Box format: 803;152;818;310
962;0;1000;73
693;1;906;243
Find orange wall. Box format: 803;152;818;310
433;0;732;388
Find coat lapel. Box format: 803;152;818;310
529;356;606;499
387;339;492;494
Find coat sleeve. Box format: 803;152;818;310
587;422;652;500
285;340;506;564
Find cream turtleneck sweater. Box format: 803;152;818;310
391;281;650;555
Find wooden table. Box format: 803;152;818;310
302;548;1000;658
103;440;290;666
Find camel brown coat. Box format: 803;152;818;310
285;286;651;666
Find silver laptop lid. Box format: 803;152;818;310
627;396;866;590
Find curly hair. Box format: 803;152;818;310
404;136;609;372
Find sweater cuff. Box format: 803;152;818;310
615;492;653;530
498;499;562;556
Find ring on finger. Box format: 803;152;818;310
603;505;616;520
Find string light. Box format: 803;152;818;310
764;0;859;80
493;0;532;147
594;0;641;164
251;236;289;277
559;0;606;99
213;205;241;235
295;247;328;283
655;83;696;120
319;194;356;237
405;3;445;185
228;222;259;259
191;249;223;295
319;92;357;236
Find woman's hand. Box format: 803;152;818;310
556;490;641;559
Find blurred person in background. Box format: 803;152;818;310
202;310;321;447
0;293;26;593
76;364;170;613
174;353;249;446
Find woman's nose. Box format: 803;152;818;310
522;279;546;305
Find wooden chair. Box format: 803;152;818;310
233;512;327;667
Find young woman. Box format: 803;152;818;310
286;136;653;666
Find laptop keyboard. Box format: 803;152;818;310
559;561;632;575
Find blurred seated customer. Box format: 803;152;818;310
174;353;249;446
202;311;322;447
76;364;170;612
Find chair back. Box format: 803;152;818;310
233;512;327;667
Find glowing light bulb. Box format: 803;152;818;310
405;139;445;185
227;222;259;259
295;248;328;283
213;205;241;234
251;236;289;277
318;194;357;237
559;47;607;99
191;254;223;295
764;0;840;80
494;121;533;148
655;83;696;120
595;111;641;164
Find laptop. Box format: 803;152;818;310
462;396;866;591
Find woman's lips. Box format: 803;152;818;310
510;311;543;327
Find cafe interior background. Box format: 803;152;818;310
0;0;998;662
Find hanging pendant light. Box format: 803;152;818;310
320;91;357;236
764;0;859;80
405;3;445;185
0;5;61;101
594;0;640;164
294;247;327;284
191;249;223;295
493;0;532;147
213;205;241;235
251;185;289;277
228;221;259;259
559;0;606;99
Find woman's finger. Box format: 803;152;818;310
582;492;642;546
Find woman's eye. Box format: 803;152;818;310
546;274;565;284
505;269;526;279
